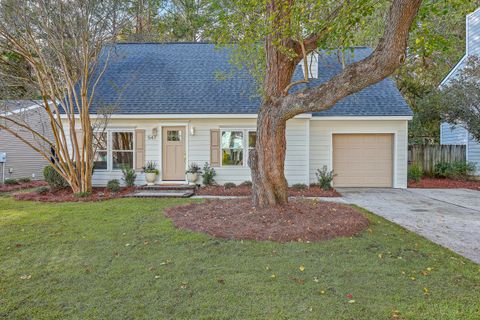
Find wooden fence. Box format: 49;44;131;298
408;145;466;175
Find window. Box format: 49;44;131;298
92;130;134;171
112;132;134;170
221;131;244;166
93;132;107;170
167;130;181;141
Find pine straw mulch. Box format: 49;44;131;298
408;178;480;191
14;187;135;202
164;199;369;243
196;185;341;197
0;180;47;193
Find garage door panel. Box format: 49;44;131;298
333;134;393;188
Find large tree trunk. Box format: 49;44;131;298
249;104;289;207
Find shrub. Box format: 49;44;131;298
122;168;137;187
239;180;252;187
433;162;451;179
224;182;236;189
106;179;121;193
18;177;31;183
36;186;50;195
75;191;91;198
202;162;216;185
315;166;336;191
4;178;18;185
434;161;476;179
408;164;423;182
291;183;308;190
43;166;69;191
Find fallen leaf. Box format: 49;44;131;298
20;274;31;280
423;287;429;296
346;293;353;299
320;290;326;295
270;274;276;279
313;277;319;283
217;278;225;284
348;300;356;304
299;265;305;272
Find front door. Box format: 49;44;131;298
162;126;186;180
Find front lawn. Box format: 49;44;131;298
0;197;479;319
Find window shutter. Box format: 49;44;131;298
210;129;220;167
135;129;145;170
75;129;83;159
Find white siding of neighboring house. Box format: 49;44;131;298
440;123;468;145
0;108;51;181
468;134;480;175
309;119;409;188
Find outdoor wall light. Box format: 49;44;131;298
190;126;195;136
152;128;158;137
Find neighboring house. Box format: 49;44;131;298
440;8;480;175
62;43;412;188
0;100;51;181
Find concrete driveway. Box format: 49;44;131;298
338;188;480;264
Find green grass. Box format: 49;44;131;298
0;197;479;320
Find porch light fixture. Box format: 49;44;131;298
190;126;195;136
152;128;158;137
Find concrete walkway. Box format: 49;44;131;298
339;188;480;264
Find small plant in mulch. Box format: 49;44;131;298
291;183;308;190
0;180;48;193
164;199;369;243
4;178;19;185
202;162;216;186
223;182;236;189
106;179;121;193
315;166;336;191
239;181;252;187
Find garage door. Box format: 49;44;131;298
333;134;393;187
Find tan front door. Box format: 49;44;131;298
333;134;393;187
162;126;186;180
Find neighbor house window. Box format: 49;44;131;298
112;132;134;170
92;130;134;171
221;131;244;166
93;132;107;170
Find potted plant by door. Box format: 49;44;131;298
143;161;159;186
185;163;202;184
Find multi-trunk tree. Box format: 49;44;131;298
0;0;124;194
213;0;422;207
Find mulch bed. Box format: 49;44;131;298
0;180;47;193
14;187;134;202
164;199;369;243
196;185;341;197
408;178;480;191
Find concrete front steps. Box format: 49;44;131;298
128;184;197;198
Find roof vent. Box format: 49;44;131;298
301;53;318;79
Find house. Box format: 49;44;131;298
0;100;52;181
440;8;480;175
61;43;412;188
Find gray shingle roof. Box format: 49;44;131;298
87;43;412;117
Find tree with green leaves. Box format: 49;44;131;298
211;0;422;207
440;56;480;142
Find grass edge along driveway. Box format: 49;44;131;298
0;196;479;320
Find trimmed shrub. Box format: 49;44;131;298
18;177;32;183
239;181;253;187
122;168;137;187
75;191;91;198
408;164;423;182
291;183;308;190
43;166;69;191
433;162;451;179
106;179;121;193
4;178;18;185
434;161;476;180
36;186;50;195
315;166;336;191
224;182;236;189
202;162;216;186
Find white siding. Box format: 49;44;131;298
440;122;468;145
309;120;409;188
63;118;309;186
468;134;480;175
467;8;480;56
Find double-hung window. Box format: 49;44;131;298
93;130;134;171
220;129;257;166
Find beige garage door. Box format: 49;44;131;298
333;134;393;187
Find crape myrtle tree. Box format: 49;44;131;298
440;56;480;142
0;0;126;194
211;0;422;208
